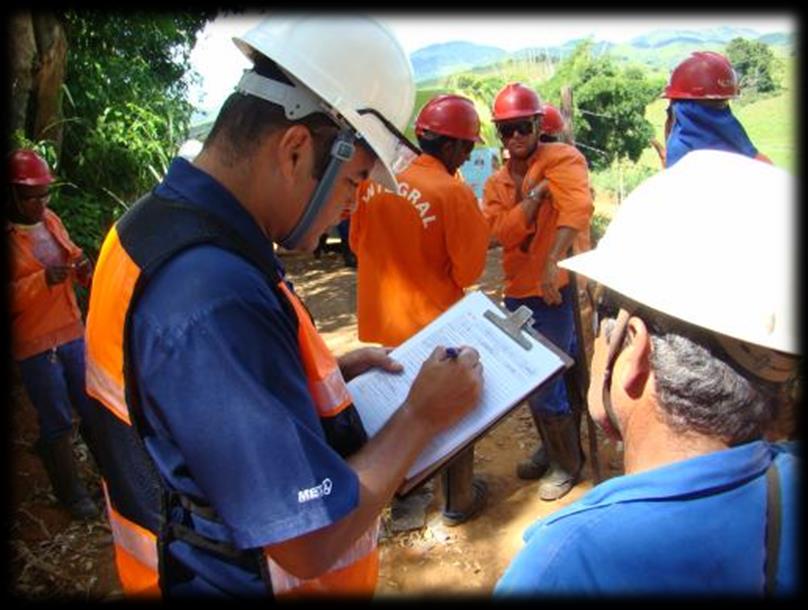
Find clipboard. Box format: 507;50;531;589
346;291;574;498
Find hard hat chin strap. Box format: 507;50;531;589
235;70;359;250
278;130;356;250
601;309;630;440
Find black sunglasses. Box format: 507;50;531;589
497;120;535;140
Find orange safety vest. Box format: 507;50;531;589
82;195;378;598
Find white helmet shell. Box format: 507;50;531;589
233;15;416;190
560;150;797;355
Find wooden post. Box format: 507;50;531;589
559;85;575;146
559;84;603;484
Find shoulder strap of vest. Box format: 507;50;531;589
118;192;283;288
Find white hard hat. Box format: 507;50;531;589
560;150;798;358
233;15;417;190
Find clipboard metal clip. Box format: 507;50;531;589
484;305;534;350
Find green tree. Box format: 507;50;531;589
52;11;213;255
444;73;505;146
540;41;663;172
726;37;777;94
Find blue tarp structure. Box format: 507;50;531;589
459;147;500;201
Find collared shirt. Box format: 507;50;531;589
495;441;799;597
130;158;359;596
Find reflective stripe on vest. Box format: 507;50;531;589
85;226;140;425
265;517;380;597
277;282;353;418
101;481;160;597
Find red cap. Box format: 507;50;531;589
414;94;482;142
492;83;543;122
663;51;739;100
8;149;54;186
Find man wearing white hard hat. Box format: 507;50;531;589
496;150;799;596
80;16;483;597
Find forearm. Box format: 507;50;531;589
548;226;578;262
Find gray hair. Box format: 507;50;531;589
648;330;778;445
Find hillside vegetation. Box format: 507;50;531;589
411;40;794;225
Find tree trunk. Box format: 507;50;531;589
7;11;67;155
31;13;68;154
9;12;37;137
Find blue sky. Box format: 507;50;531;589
188;13;795;115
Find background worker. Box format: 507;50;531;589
482;83;593;501
537;102;566;144
351;94;490;526
7;149;98;521
663;51;771;167
496;150;799;596
81;16;483;598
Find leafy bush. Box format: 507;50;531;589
53;11;212;256
590;211;612;247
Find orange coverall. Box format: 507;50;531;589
482;142;593;300
350;153;490;346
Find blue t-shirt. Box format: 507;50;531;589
495;441;799;597
129;158;359;596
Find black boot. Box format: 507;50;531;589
536;413;584;501
516;410;550;479
440;445;488;527
340;240;357;268
37;434;100;520
313;233;329;258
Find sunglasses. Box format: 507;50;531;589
497;120;535;140
16;189;52;203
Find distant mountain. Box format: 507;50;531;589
409;27;792;82
411;41;507;82
758;32;792;45
629;26;760;48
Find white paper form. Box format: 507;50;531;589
347;291;569;486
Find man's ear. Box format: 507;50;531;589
620;316;652;400
274;124;314;182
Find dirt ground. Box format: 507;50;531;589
3;244;647;599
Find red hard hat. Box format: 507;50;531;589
414;94;482;142
8;149;54;186
663;51;739;100
540;103;565;136
492;83;543;122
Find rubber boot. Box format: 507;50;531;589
340;241;357;268
536;413;584;501
516;409;550;480
37;434;100;520
440;445;488;527
313;233;328;258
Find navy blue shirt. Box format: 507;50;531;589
130;158;359;596
495;441;799;597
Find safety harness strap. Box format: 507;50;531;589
764;461;781;597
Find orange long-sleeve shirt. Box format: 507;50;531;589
350;154;490;346
482;142;593;299
7;208;86;360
